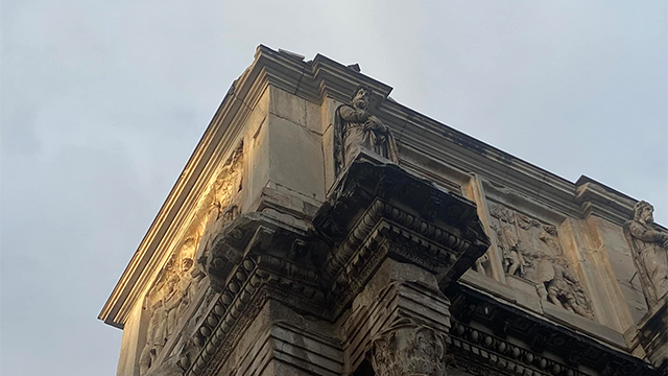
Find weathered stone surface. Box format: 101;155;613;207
624;201;668;311
333;85;399;177
636;297;668;371
100;46;663;376
268;114;325;201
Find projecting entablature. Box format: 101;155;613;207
100;45;665;376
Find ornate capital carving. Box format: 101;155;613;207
368;318;448;376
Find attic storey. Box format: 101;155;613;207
101;46;665;376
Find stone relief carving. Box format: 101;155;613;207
368;317;448;376
623;201;668;310
473;252;490;276
333;85;399;176
139;297;168;375
489;203;593;319
491;222;523;277
139;244;198;376
138;142;245;376
139;260;179;375
195;143;244;266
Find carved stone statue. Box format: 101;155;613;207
333;85;399;176
624;201;668;310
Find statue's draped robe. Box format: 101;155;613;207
624;220;668;309
334;104;399;176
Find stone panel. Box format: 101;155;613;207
267;114;325;201
245;116;269;212
585;216;646;327
320;97;341;192
268;86;324;135
485;200;595;321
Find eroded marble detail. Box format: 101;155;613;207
195;143;244;265
624;201;668;310
333;85;399;176
369;317;448;376
489;203;593;319
138;142;244;376
139;242;197;376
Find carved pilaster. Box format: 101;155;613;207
369;317;448;376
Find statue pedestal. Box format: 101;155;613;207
637;296;668;372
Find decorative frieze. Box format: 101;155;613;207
488;203;593;319
137;142;244;376
449;322;584;376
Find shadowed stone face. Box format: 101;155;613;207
352;87;370;111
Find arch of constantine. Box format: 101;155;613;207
100;46;667;376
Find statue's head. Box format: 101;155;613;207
181;257;194;273
352;84;372;110
633;200;654;224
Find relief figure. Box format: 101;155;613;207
493;223;524;276
334;85;399;176
490;203;593;318
139;299;166;376
545;260;594;319
624;201;668;310
165;257;195;339
195;144;243;265
539;230;563;257
139;275;179;376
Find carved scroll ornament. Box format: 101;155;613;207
624;201;668;310
369;317;448;376
333;85;399;176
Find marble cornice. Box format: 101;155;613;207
576;176;668;229
100;48;270;328
448;284;658;376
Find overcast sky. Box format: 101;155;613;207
1;1;666;375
